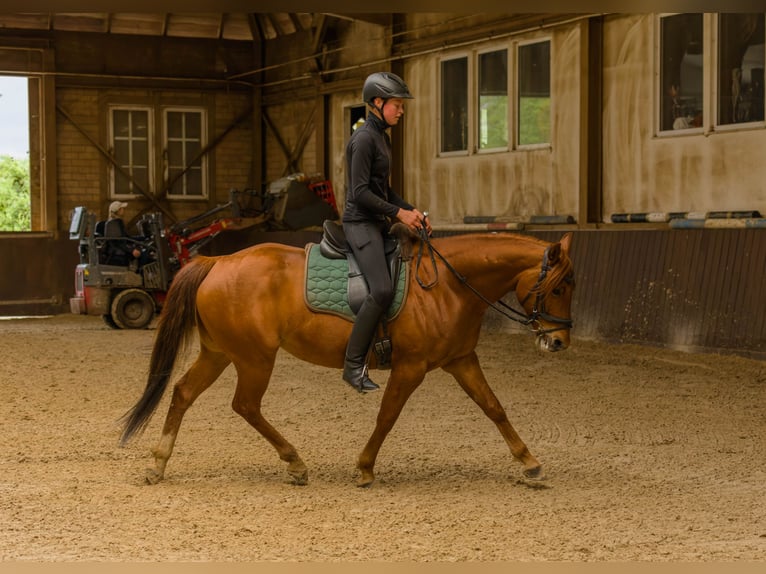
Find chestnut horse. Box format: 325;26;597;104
119;229;574;487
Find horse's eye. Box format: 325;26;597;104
552;287;562;296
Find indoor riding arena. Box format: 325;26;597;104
1;302;764;561
1;11;765;566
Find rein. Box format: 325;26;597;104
414;228;573;334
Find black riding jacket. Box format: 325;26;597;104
343;112;413;224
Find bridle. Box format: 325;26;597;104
414;228;574;335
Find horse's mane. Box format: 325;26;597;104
532;248;574;296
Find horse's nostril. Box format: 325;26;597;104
552;338;563;350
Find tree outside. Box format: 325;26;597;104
0;155;31;231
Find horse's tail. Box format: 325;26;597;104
118;256;217;446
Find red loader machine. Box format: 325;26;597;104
69;177;338;329
68;189;268;329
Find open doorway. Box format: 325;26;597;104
349;104;366;135
0;75;30;231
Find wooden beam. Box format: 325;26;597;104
247;13;263;43
263;105;316;176
288;13;302;33
324;13;390;27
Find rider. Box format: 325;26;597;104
342;71;432;393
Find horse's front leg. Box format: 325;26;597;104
231;358;309;486
442;351;544;480
356;364;426;487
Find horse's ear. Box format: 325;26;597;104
559;232;573;253
547;242;562;266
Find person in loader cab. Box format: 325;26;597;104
341;71;431;393
104;200;148;268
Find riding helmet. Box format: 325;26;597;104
362;72;414;104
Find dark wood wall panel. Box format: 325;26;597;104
524;228;765;359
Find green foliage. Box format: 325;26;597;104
519;97;551;146
0;155;31;231
479;95;509;149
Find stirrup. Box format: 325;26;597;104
343;364;380;393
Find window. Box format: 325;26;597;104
109;107;151;197
164;108;207;198
439;38;552;155
478;49;508;150
718;13;764;125
517;40;551;146
659;13;704;131
440;56;469;153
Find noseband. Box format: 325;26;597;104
415;231;573;335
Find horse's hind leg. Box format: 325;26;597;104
442;351;544;480
148;345;231;484
231;358;309;485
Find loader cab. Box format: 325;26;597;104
68;206;173;330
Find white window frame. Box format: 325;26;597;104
515;37;553;150
655;13;706;137
108;105;153;199
712;12;765;132
163;106;208;200
476;45;510;154
438;53;472;157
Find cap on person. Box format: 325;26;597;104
109;201;128;216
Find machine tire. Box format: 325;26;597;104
102;314;119;329
111;289;156;330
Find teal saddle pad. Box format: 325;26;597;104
303;243;408;322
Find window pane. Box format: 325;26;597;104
115;170;131;195
661;14;704;131
133;140;148;166
167;141;183;166
133;167;148;192
718;14;765;125
131;111;148;137
478;50;508;149
186;140;201;161
185;113;201;138
169;168;184;195
441;57;468;152
113;110;130;136
186;169;203;196
113;140;130;166
165;109;205;198
166;111;182;137
518;41;551;145
111;108;150;196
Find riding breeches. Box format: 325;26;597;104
342;220;394;309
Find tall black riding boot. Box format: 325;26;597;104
343;295;385;393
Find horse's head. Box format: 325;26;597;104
515;232;575;352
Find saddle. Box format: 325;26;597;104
318;220;403;315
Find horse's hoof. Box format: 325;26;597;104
356;469;375;488
290;473;309;486
144;468;163;485
522;465;546;481
288;467;309;486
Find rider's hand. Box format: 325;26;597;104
398;208;432;235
